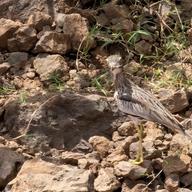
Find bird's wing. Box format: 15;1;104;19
116;85;186;134
117;92;152;120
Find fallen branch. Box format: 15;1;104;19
142;169;163;192
13;95;58;140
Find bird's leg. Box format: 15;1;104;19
130;124;144;165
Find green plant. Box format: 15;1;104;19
150;68;192;91
0;86;15;95
76;25;101;68
48;72;64;92
91;72;111;96
164;33;187;56
19;91;28;104
127;30;150;45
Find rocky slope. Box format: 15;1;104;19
0;0;192;191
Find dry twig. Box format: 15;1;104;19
142;169;163;192
13;95;58;140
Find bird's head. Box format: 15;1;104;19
106;54;123;70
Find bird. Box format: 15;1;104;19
106;54;191;164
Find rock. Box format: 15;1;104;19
118;121;136;136
8;52;28;69
169;134;191;155
71;139;93;153
164;133;172;141
165;173;179;191
6;140;19;150
121;181;131;192
141;122;164;159
121;179;152;192
124;60;142;75
27;11;53;31
66;69;90;90
89;136;113;158
166;62;192;80
7;159;94;192
33;54;69;81
135;40;152;55
106;147;128;164
180;153;191;165
0;53;4;63
26;71;36;79
180;172;192;187
112;131;125;142
179;189;192;192
0;62;11;75
159;89;189;113
129;141;140;160
143;141;162;159
94;168;120;192
34;31;71;54
114;161;149;180
4;91;115;150
61;13;95;50
0;18;21;49
129;138;158;160
152;158;163;171
131;184;152;192
121;179;133;192
61;151;84;165
96;3;129;27
0;147;24;189
144;121;164;141
55;13;67;32
8;25;37;51
0;0;58;22
7;94;115;151
162;156;188;176
111;18;134;33
78;152;100;169
155;140;169;151
116;136;138;152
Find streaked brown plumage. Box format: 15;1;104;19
107;54;191;139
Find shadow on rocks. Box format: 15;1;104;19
1;92;118;154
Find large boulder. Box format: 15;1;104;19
0;18;21;49
33;54;69;81
96;2;132;32
0;62;11;75
162;155;189;176
94;168;120;192
0;0;57;22
7;52;29;69
2;93;116;152
0;147;24;190
27;11;53;31
114;160;151;180
57;13;95;50
89;136;113;158
8;25;37;51
158;89;189;113
34;31;71;54
7;159;94;192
